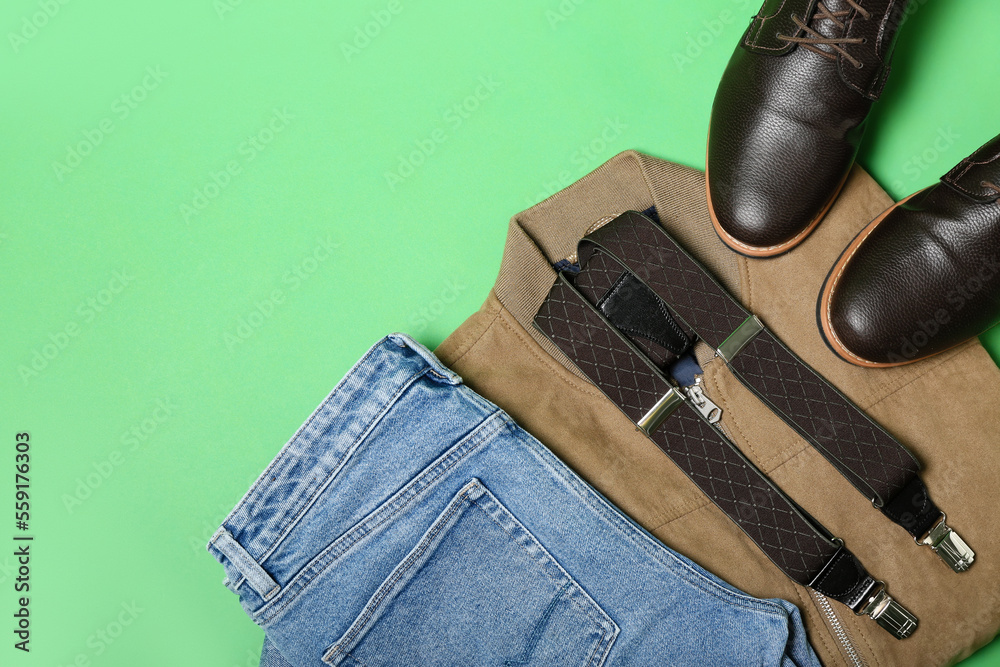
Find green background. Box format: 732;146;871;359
2;0;998;664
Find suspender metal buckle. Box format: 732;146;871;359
917;513;975;573
637;388;686;435
855;581;919;640
716;315;765;362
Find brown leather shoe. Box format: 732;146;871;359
707;0;908;257
819;133;1000;367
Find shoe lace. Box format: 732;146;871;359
777;0;872;69
982;180;1000;196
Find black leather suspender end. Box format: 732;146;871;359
809;547;918;640
578;210;974;574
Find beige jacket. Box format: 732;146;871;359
436;151;1000;666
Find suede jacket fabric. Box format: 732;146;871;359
435;150;1000;667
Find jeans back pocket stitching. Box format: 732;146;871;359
470;489;618;638
321;484;479;664
254;413;505;625
502;581;572;666
323;480;616;667
470;491;618;667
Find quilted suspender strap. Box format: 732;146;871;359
580;211;973;573
533;272;917;639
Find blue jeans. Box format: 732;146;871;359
208;334;820;666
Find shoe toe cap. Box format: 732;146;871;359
825;208;999;365
708;158;847;252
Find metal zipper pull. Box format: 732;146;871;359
683;376;722;424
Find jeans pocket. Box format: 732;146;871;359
321;478;619;667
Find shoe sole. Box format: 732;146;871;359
817;190;927;368
705;133;852;258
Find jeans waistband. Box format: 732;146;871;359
207;334;468;587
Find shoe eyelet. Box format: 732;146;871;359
855;62;864;69
861;38;868;44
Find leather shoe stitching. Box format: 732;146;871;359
944;140;1000;197
745;0;793;50
980;180;1000;199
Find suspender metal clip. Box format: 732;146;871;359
855;581;918;640
918;513;975;573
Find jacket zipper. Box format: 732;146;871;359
685;376;866;666
682;376;723;424
682;375;736;441
810;590;866;667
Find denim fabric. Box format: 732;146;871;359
261;637;294;667
208;334;820;667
